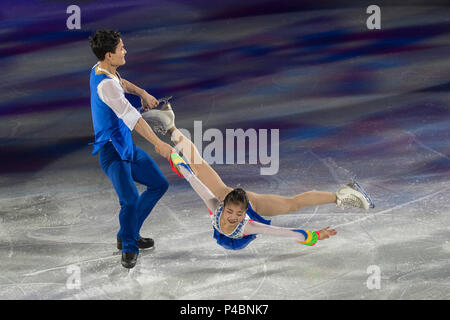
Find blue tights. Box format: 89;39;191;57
99;142;168;253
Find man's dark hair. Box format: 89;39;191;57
89;29;121;61
224;188;249;210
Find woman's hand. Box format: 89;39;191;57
317;226;337;240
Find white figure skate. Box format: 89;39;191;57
336;180;375;210
141;96;175;135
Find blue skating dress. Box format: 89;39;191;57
210;201;271;250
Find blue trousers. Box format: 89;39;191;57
99;141;168;253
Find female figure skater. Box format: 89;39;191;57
142;99;375;250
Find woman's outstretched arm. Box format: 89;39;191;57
168;126;232;201
243;220;337;245
177;162;221;213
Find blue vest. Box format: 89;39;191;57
89;63;134;161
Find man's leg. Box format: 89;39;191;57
131;145;169;236
99;143;140;253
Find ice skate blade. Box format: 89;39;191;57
350;180;375;209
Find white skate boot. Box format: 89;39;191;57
336;181;374;210
141;96;175;135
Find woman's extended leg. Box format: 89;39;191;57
145;103;371;217
246;190;337;217
168;126;232;201
167;127;336;215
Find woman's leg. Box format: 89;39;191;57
246;190;337;217
167;127;335;214
168;126;232;201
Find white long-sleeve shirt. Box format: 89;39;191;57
96;65;142;131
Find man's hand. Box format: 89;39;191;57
317;226;337;240
140;91;159;111
155;141;176;161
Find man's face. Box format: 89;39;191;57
106;38;127;66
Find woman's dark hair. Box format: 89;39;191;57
88;29;121;61
223;188;249;210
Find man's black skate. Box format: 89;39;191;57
121;252;138;269
117;237;154;250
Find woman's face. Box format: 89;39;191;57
222;202;246;226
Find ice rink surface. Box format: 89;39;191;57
0;1;449;299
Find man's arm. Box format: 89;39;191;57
121;78;158;110
134;117;175;160
97;78;174;160
121;78;144;96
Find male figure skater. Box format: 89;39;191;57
88;29;175;268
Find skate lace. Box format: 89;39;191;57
339;194;362;208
